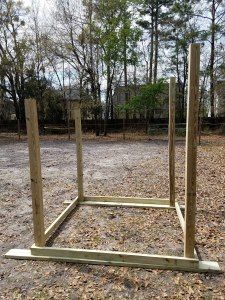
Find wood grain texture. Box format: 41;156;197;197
79;201;173;209
5;248;220;272
169;77;176;207
175;202;198;258
184;44;200;258
84;196;169;204
74;103;84;201
25;99;45;247
45;197;79;241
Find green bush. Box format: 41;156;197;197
175;128;186;137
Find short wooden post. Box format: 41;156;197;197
169;77;176;207
25;99;45;247
184;44;200;258
74;102;84;201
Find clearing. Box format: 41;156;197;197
0;134;224;299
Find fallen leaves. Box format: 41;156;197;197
1;134;225;299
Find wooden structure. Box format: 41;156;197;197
5;44;221;273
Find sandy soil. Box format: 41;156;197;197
0;134;225;299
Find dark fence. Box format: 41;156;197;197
1;117;225;138
0;120;21;132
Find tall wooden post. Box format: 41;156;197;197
25;99;45;247
184;44;200;258
169;77;176;207
74;102;84;201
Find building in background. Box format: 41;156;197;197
112;83;180;119
63;85;94;120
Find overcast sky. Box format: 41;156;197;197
21;0;56;25
22;0;46;7
22;0;53;11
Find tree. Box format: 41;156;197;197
95;0;141;134
50;0;102;134
137;0;173;83
123;79;165;124
0;0;30;123
119;1;142;118
95;0;122;134
206;0;225;118
163;0;204;121
28;0;49;122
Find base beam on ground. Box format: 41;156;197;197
84;196;169;205
79;201;173;209
5;248;221;273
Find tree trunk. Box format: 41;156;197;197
124;35;129;120
104;65;111;136
210;0;216;118
181;53;188;121
153;6;159;83
110;88;114;120
149;11;154;83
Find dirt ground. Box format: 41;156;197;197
0;133;225;299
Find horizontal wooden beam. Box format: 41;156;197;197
5;248;221;273
30;247;198;269
45;197;79;241
84;196;170;205
80;201;174;209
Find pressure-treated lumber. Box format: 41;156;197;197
74;102;84;201
5;55;221;273
175;202;185;231
45;197;79;241
25;99;45;247
175;202;198;258
80;201;173;209
64;196;170;206
184;44;200;258
31;247;199;269
84;196;169;205
63;196;170;206
169;77;176;207
4;248;220;273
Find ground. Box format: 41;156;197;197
0;133;225;299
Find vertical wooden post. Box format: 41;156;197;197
74;102;84;201
169;77;176;207
25;99;45;247
184;44;200;258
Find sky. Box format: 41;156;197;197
21;0;83;19
22;0;47;8
22;0;54;14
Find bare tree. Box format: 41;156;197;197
0;0;30;124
